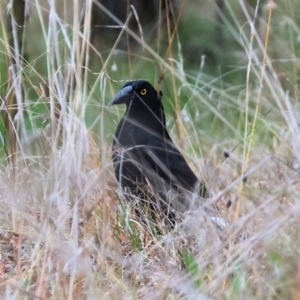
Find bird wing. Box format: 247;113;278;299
143;137;199;192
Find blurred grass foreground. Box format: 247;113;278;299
0;0;300;299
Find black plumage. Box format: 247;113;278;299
112;80;206;225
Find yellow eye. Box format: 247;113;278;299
140;89;147;95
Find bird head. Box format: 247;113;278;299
111;80;163;107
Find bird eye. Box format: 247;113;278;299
140;89;147;95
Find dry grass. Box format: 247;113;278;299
0;0;300;299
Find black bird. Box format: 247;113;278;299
112;80;206;225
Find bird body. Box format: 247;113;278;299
112;80;206;223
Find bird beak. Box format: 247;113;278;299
111;85;133;105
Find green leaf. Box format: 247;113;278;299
183;249;202;288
